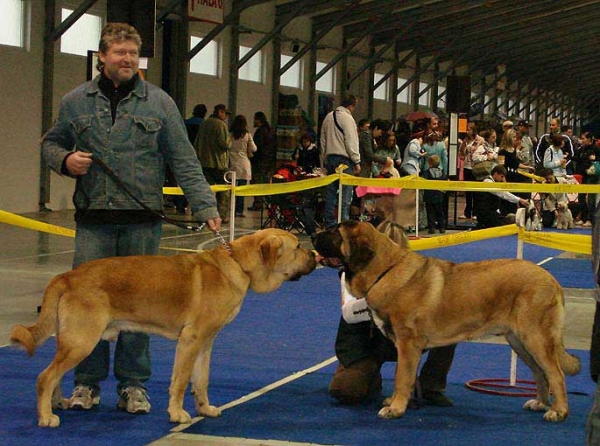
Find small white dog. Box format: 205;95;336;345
556;201;574;229
516;200;542;231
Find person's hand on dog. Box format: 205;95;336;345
65;151;93;176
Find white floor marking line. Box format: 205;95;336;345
169;356;338;433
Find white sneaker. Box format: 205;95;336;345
575;220;583;225
583;221;593;227
69;385;100;410
117;386;151;414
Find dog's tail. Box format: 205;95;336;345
10;274;67;356
559;348;581;376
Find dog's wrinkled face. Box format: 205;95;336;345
231;228;316;294
253;229;316;287
557;202;568;212
313;221;376;274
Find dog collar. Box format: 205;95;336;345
363;262;397;298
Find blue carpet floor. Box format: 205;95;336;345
0;240;595;445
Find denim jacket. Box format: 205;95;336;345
42;76;219;222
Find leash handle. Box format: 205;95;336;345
90;155;206;232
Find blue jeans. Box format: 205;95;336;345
235;179;248;215
324;155;354;228
72;221;162;393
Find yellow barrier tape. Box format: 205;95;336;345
235;175;335;197
0;208;592;258
163;173;600;196
517;228;591;255
338;174;600;194
0;210;76;238
518;170;545;183
163;176;336;197
410;224;518;250
163;185;229;195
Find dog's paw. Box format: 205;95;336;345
543;409;567;422
168;408;192;424
382;396;392;407
523;399;549;412
377;406;405;419
197;404;221;418
38;414;60;428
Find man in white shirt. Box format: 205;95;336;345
320;95;361;228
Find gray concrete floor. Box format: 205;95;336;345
1;205;595;445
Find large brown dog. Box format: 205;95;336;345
314;221;580;422
11;228;316;428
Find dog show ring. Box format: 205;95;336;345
465;378;537;397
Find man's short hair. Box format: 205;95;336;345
99;23;142;54
491;164;507;176
97;23;141;72
341;94;357;108
370;118;390;133
193;104;207;118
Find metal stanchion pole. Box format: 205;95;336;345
226;171;236;241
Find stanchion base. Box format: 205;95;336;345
465;378;537;397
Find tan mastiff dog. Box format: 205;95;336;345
11;228;316;428
313;221;580;422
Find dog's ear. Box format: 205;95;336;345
260;235;284;268
346;231;375;272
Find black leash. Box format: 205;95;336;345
90;155;230;251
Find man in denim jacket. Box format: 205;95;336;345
41;23;220;415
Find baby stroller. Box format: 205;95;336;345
261;163;318;235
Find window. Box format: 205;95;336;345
238;45;262;83
418;82;430;107
437;86;446;109
508;98;515;113
0;0;26;48
190;36;219;76
315;61;334;93
397;77;411;104
60;8;102;57
373;73;388;101
280;54;302;89
484;95;491;114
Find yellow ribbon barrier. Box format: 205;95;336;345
162;172;600;197
517;228;591;255
0;210;76;238
410;224;518;250
518;170;546;183
0;209;593;256
2;168;596;257
338;174;600;194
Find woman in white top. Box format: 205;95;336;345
458;122;484;219
229;114;257;217
472;129;499;164
399;130;426;176
543;132;568;178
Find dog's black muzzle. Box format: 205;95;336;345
313;225;344;259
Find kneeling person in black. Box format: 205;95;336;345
324;221;457;407
474;165;529;229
